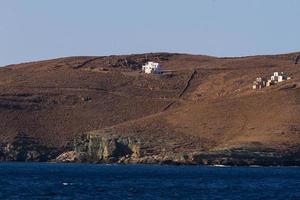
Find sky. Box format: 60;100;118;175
0;0;299;66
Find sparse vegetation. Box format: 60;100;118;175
1;52;300;165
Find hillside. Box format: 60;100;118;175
1;52;300;165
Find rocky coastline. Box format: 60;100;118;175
1;133;300;166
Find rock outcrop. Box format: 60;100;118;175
55;151;81;163
295;55;300;64
54;132;300;166
0;133;60;162
60;133;143;163
192;148;300;166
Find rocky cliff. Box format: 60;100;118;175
54;132;300;166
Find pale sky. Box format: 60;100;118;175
0;0;299;66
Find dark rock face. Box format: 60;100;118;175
71;133;141;163
295;55;300;64
111;59;141;70
192;148;300;166
0;133;60;162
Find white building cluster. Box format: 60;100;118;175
142;62;162;74
253;72;291;90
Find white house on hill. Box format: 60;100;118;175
142;62;162;74
253;71;291;90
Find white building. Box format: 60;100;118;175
253;71;291;90
253;77;268;89
271;72;288;83
142;62;162;74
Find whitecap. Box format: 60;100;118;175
62;182;72;186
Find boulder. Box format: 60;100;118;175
55;151;80;163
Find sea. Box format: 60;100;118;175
0;163;299;200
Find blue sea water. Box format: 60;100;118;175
0;163;299;200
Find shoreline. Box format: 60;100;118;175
1;161;300;168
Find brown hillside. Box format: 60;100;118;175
1;52;300;163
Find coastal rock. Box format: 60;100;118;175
1;133;60;162
55;151;80;163
74;133;141;163
192;148;300;166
